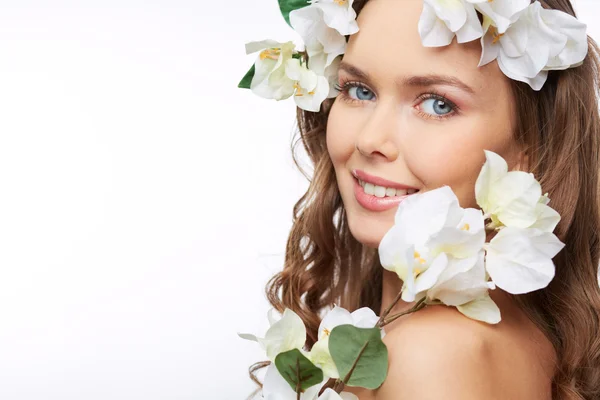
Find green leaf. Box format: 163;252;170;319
329;325;388;389
274;349;324;392
238;64;255;89
278;0;311;26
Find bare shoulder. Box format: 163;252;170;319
375;304;554;400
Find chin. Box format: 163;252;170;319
346;212;392;249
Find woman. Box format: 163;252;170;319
247;0;600;398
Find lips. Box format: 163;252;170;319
353;177;416;212
352;169;419;191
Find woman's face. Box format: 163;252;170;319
327;0;523;248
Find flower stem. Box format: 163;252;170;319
379;298;427;328
376;290;404;328
332;379;344;393
331;340;370;393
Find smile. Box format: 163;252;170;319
351;170;420;212
357;179;419;198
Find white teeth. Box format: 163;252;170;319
374;185;386;198
357;177;418;198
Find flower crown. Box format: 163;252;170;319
238;0;588;112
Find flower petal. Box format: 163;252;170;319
541;7;588;70
350;307;379;328
425;0;468;33
456;293;501;324
497;56;548;90
475;150;508;214
264;309;307;360
470;0;529;34
492;171;542;228
427;252;490;306
318;306;353;339
529;203;561;233
418;3;456;47
455;1;484;43
426;207;486;259
294;75;330;112
485;227;564;294
478;17;500;67
314;0;359;36
290;5;346;76
412;252;449;298
309;337;339;379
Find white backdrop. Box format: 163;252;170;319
0;1;597;399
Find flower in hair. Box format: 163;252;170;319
308;0;359;36
470;0;530;34
418;0;484;47
245;40;298;100
286;58;331;112
290;5;348;75
478;2;588;90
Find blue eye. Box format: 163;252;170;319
420;97;454;116
348;85;375;101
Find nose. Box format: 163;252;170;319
355;101;400;161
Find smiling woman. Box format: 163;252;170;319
240;0;600;399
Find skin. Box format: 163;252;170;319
325;0;555;397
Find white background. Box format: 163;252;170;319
0;1;597;399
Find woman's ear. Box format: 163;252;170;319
513;146;530;172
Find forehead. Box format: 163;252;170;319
345;0;504;93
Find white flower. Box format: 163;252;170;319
540;6;588;71
475;150;543;229
379;186;486;302
529;194;561;233
478;2;588;91
238;308;306;362
418;0;483;47
311;0;359;36
485;226;565;294
456;294;502;324
261;364;325;400
245;40;297;100
325;56;342;98
308;306;382;379
422;251;501;324
468;0;529;35
285;59;330;112
290;5;347;75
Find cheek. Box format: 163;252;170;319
326;101;356;166
403;120;516;208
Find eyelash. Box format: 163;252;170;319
333;79;460;121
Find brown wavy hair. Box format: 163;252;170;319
249;0;600;398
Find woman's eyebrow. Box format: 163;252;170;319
338;61;475;95
338;61;371;81
400;75;476;94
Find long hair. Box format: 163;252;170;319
251;1;600;398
